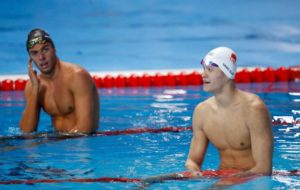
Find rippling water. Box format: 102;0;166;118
0;82;299;189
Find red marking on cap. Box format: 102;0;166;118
230;53;237;63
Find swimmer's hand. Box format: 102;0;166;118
135;171;201;190
189;170;203;178
68;129;92;135
56;131;89;139
140;171;193;184
28;58;39;89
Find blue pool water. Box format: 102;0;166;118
0;82;299;189
0;0;300;189
0;0;300;75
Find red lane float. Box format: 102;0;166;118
142;169;300;183
0;79;28;91
0;66;299;91
14;79;27;91
0;169;298;185
0;79;14;91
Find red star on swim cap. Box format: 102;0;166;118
230;53;237;64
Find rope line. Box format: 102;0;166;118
0;170;299;185
0;119;298;141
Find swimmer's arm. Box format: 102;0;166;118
247;100;273;175
69;70;98;134
19;60;41;133
185;104;208;175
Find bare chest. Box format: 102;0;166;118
39;83;75;116
203;111;251;150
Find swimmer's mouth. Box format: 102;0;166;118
203;79;210;84
40;62;49;69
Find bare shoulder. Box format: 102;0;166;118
241;90;271;127
62;62;93;90
61;61;93;84
194;96;214;114
62;61;90;76
241;90;267;111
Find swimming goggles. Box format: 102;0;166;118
27;36;48;49
200;59;219;69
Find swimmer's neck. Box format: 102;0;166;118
214;81;238;108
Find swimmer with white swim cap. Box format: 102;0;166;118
201;46;237;79
185;47;274;186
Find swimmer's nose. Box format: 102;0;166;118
202;69;208;78
38;52;46;61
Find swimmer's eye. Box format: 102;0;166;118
200;59;219;70
42;45;50;52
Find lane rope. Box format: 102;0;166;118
0;119;298;141
0;170;299;185
0;66;299;91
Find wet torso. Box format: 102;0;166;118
201;91;256;170
38;68;77;132
37;62;100;133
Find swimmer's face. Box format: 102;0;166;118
202;64;228;93
28;42;57;75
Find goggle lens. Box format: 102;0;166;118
200;59;219;69
27;37;47;49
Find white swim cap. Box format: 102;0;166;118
202;47;237;79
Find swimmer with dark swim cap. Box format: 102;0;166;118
186;46;273;186
26;28;55;51
20;28;100;134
